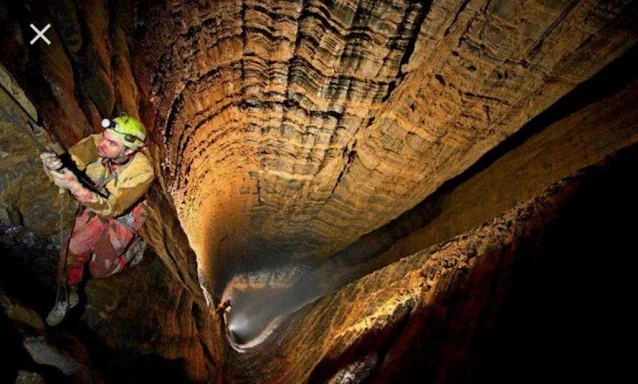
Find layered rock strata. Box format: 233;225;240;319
276;46;638;311
226;143;638;384
0;1;636;382
138;0;638;291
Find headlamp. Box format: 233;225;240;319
101;118;139;144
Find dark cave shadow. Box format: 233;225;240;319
0;235;59;316
48;258;199;384
0;307;72;384
0;244;198;384
238;45;638;341
304;141;638;383
53;322;193;384
224;44;638;352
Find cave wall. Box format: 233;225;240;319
0;0;143;145
0;2;223;382
0;63;77;236
227;143;638;384
202;43;638;349
372;54;638;269
1;1;637;382
300;47;638;295
136;0;638;289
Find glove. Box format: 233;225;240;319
49;168;80;191
40;152;62;171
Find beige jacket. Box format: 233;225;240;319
68;134;154;219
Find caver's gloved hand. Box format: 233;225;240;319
40;152;62;171
48;168;81;192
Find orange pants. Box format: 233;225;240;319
63;206;144;285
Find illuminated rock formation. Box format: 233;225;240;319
0;0;636;383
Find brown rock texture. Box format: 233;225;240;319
0;63;77;236
1;0;637;383
225;143;637;384
296;46;638;298
373;56;638;267
137;0;638;291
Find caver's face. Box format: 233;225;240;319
97;129;132;159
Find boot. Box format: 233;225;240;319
124;236;147;267
46;285;79;327
68;285;79;309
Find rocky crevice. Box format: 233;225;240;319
277;45;638;307
228;143;637;383
133;1;638;295
0;1;637;383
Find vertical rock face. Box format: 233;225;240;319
1;3;223;381
138;0;637;288
0;63;77;236
0;0;141;145
226;144;638;383
1;0;637;382
139;0;436;282
299;48;638;298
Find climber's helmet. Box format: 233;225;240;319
101;114;146;151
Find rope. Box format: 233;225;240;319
53;202;82;310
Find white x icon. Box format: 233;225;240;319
30;24;51;45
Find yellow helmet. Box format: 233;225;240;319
101;114;146;150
